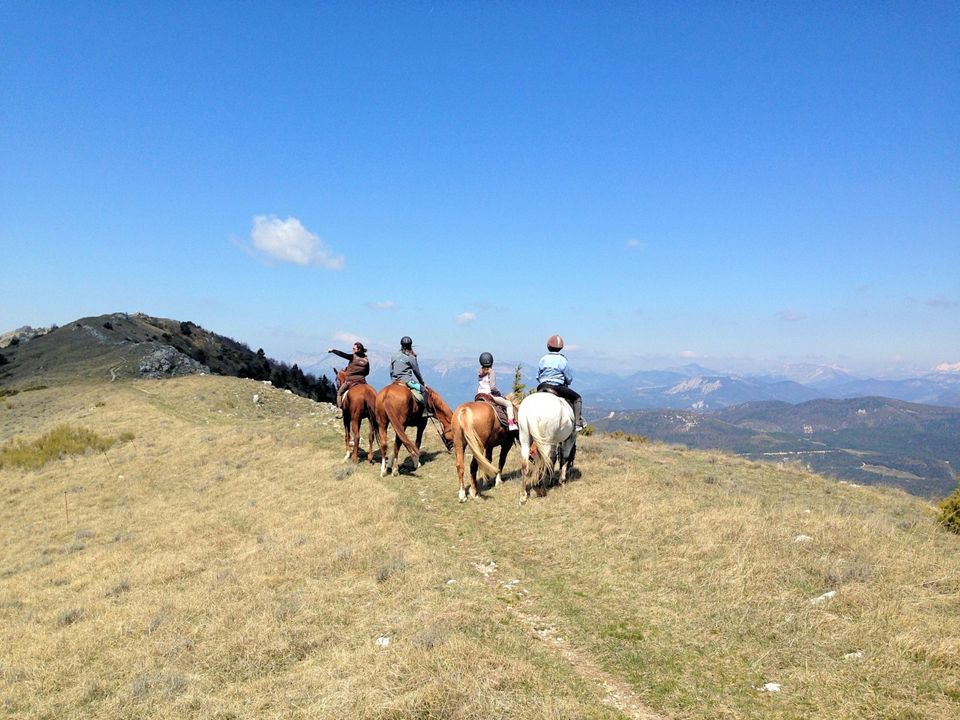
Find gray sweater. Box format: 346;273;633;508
390;351;425;386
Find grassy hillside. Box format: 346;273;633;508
2;376;959;719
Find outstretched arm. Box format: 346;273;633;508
328;349;352;361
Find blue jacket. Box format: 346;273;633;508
537;352;572;386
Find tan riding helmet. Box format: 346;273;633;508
547;334;564;351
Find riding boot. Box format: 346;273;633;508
574;397;584;431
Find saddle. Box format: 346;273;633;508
398;381;432;416
475;393;510;428
536;384;574;412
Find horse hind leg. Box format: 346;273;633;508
366;419;377;464
342;414;352;463
351;416;362;463
391;434;404;477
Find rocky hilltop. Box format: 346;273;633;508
0;312;334;402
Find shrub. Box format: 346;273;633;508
608;430;648;443
938;486;960;534
0;425;127;470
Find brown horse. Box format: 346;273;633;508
452;400;518;502
375;383;454;477
336;369;380;464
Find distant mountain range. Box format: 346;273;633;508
293;352;960;411
587;397;960;499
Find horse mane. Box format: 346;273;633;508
426;387;452;417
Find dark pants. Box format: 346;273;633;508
537;383;582;425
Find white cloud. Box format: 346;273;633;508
679;350;699;359
626;239;645;248
367;300;396;310
250;215;345;269
934;362;960;373
455;312;476;326
777;309;806;322
333;331;367;345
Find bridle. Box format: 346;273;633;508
429;416;452;452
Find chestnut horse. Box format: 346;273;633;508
517;392;577;503
336;370;380;464
375;383;454;477
452;401;517;502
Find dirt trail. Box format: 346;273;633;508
471;558;666;720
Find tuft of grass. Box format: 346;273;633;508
106;579;130;597
57;608;84;626
0;425;131;470
376;555;406;583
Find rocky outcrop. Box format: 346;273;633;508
138;347;210;378
0;326;52;348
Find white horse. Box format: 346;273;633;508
517;392;577;503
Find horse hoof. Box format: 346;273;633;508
458;489;467;503
495;474;503;486
342;453;351;463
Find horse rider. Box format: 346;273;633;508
390;336;432;416
536;334;584;431
327;341;370;411
476;352;518;431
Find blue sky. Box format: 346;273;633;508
2;1;957;378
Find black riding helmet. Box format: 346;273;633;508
479;352;493;367
400;336;413;350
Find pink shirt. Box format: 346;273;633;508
477;367;496;395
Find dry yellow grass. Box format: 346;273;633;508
1;375;958;719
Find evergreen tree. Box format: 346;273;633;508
512;364;528;402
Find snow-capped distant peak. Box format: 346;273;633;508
934;362;960;373
666;377;723;395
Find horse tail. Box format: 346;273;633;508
363;390;382;457
530;441;556;488
460;406;500;479
384;394;421;460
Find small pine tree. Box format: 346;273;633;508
512;364;527;402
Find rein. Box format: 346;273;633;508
429;416;452;452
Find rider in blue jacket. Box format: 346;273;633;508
536;334;583;430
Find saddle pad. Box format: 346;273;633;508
475;393;509;428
